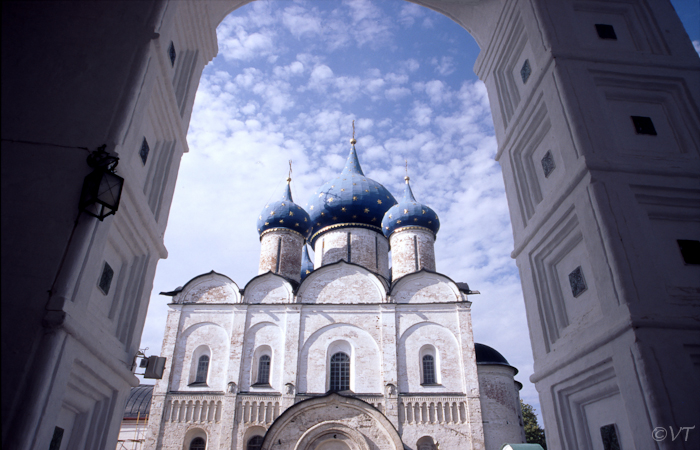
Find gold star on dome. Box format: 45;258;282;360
332;185;335;188
265;204;269;208
333;216;337;220
365;189;369;192
385;226;389;230
341;188;345;192
364;208;370;213
372;217;377;222
428;221;432;224
353;196;357;201
422;210;426;214
271;211;275;215
295;223;299;226
317;222;321;225
279;219;284;223
310;205;314;210
397;220;402;224
281;203;285;206
289;211;294;216
388;214;392;219
259;216;262;220
414;218;418;222
435;214;438;219
353;183;356;186
319;194;323;198
306;270;311;274
377;200;382;204
304;218;308;222
265;222;269;225
341;207;346;212
353;215;357;218
321;212;325;216
328;198;334;203
404;209;408;214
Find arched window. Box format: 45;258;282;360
330;352;350;391
256;355;271;385
190;437;206;450
422;355;436;385
247;435;264;450
195;355;209;384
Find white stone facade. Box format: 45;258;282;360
144;225;524;449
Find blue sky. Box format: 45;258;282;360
138;0;700;428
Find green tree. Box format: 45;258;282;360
521;399;547;449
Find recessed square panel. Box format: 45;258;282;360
541;150;555;178
678;240;700;265
568;266;587;297
595;24;617;40
631;116;657;135
520;59;531;84
98;262;114;295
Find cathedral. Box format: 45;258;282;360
144;141;525;450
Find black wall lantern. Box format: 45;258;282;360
79;145;124;221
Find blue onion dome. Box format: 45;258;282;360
382;176;440;238
257;177;311;239
300;245;314;281
306;143;397;247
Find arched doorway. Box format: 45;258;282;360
260;393;403;450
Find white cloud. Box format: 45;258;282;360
432;56;455;76
218;25;277;61
398;3;424;28
385;86;411;101
282;5;324;38
411;102;433;127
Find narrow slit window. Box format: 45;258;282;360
256;355;271;385
600;424;621;450
568;266;587;297
190;437;206;450
247;436;264;450
168;41;176;66
98;262;114;295
520;59;531;84
422;355;436;384
631;116;657;135
677;239;700;265
330;352;350;391
595;24;617;40
139;138;150;165
195;355;209;384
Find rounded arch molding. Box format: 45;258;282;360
206;0;496;49
260;393;404;450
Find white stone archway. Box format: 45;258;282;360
2;1;699;449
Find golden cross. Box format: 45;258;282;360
288;160;292;181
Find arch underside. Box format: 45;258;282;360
261;394;404;450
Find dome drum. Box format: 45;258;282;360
313;227;390;279
259;229;305;283
389;228;436;280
